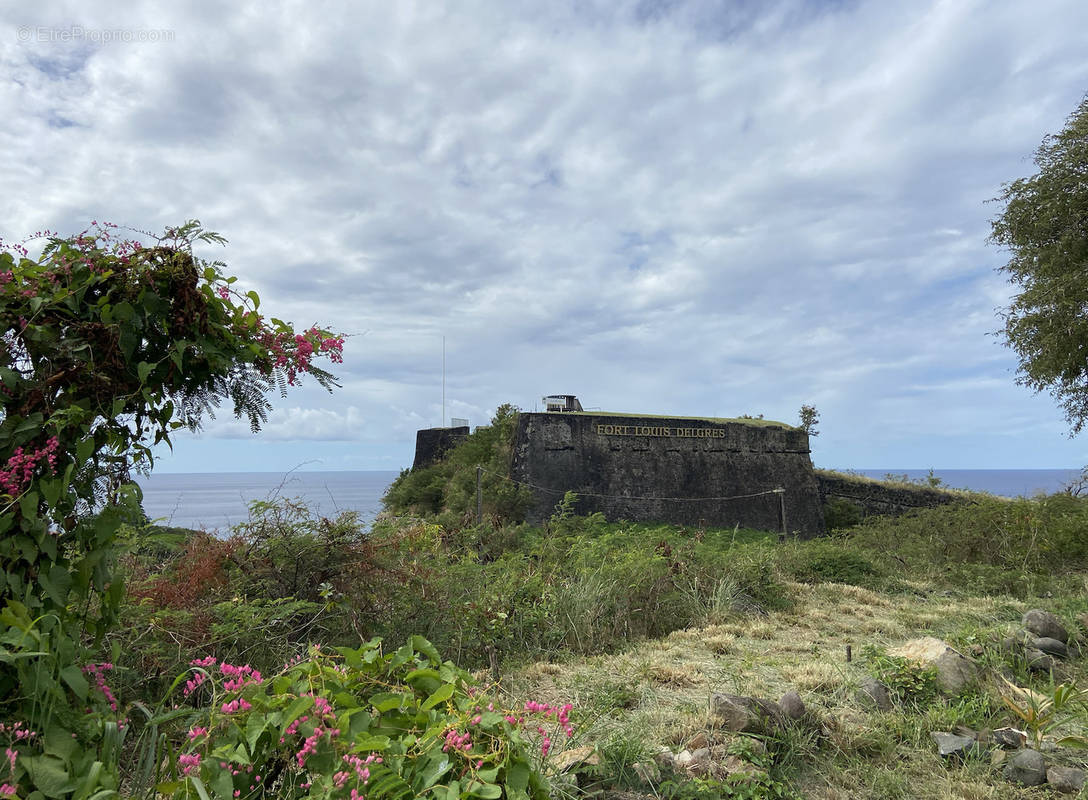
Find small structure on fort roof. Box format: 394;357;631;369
543;394;583;413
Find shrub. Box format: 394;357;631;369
383;405;533;525
154;636;555;800
780;539;882;587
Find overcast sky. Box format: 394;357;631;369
3;1;1088;473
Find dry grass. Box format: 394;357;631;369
498;576;1088;800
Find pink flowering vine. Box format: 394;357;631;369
82;663;118;713
0;437;58;497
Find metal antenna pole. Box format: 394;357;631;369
442;336;446;428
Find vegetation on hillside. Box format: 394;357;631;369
89;466;1088;798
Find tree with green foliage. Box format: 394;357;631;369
991;95;1088;432
0;221;343;796
797;404;819;437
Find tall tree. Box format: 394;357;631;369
991;95;1088;432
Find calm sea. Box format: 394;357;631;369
137;471;401;532
137;468;1083;533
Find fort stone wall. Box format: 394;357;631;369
509;412;826;537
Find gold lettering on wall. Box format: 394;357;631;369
595;424;726;439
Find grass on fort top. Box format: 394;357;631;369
565;409;795;428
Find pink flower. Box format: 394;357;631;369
178;752;202;776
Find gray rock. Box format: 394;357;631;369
1003;749;1047;786
1000;630;1032;658
1025;648;1054;673
1022;609;1068;643
685;747;712;777
1032;636;1069;658
778;690;806;720
709;693;784;734
931;731;978;758
888;637;978;694
1047;766;1086;794
857;678;893;711
991;727;1027;749
632;761;660;785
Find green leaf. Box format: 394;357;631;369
137;361;152;383
22;754;76;799
371;692;411;713
245;714;267;752
421;683;455;711
71;760;105;800
350;733;391;751
43;724;79;760
189;775;213;800
76;437;94;466
467;781;502;799
410;635;442;664
40;477;61;507
210;764;235;799
505;760;529;794
60;664;89;700
281;695;314;733
415;753;451;791
19;490;39;521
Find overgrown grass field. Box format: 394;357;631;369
107;463;1088;799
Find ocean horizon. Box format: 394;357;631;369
136;467;1083;533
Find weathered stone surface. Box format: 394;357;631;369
888;637;978;694
709;693;785;733
552;746;599;771
779;690;806;720
685;748;712;777
652;746;675;770
815;473;960;519
1025;648;1054;673
857;678;893;711
684;732;709;751
1033;636;1069;658
1047;766;1087;794
412;426;469;470
510;412;825;535
719;755;765;780
931;731;978;758
1022;609;1069;643
1003;749;1047;786
631;761;659;785
992;727;1027;749
1001;628;1034;655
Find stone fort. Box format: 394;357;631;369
415;396;827;537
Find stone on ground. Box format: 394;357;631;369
1003;749;1048;786
931;731;978;758
888;636;978;694
857;678;893;711
1032;636;1069;659
1047;766;1086;794
1022;609;1069;643
709;693;784;734
779;689;806;720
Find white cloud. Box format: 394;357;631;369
2;0;1088;471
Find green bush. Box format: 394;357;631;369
846;493;1088;594
383;405;533;525
780;539;882;587
153;636;553;800
823;497;864;530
